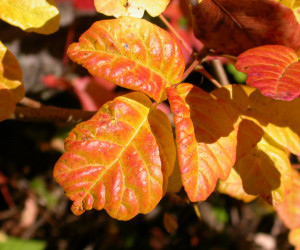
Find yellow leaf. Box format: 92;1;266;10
246;90;300;155
289;228;300;250
275;169;300;229
0;41;24;122
94;0;170;18
217;167;257;203
235;137;293;205
274;0;300;24
0;0;60;34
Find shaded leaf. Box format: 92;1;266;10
211;85;264;161
166;160;182;193
246;89;300;155
236;45;300;101
68;16;185;102
54;93;173;220
0;233;46;250
274;0;300;24
275;169;300;229
148;108;176;193
166;84;237;202
0;42;24;122
163;212;178;233
217;167;257;203
94;0;170;18
0;0;60;34
192;0;300;55
289;228;300;250
234;137;293;205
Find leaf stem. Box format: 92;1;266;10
159;14;193;55
9;106;95;125
195;65;223;88
181;58;199;81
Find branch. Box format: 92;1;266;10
9;106;95;125
159;15;193;55
195;65;223;88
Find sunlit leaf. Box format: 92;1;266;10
236;45;300;101
217;167;257;203
289;228;300;250
192;0;300;55
95;0;170;18
275;169;300;229
274;0;300;24
246;89;300;155
68;16;185;102
166;84;237;202
0;41;24;122
234;137;293;205
54;93;174;220
0;0;60;34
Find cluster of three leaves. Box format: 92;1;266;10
54;16;300;220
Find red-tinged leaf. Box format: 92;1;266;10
289;228;300;250
217;167;257;203
73;0;95;10
236;45;300;101
234;137;293;206
54;93;172;220
67;17;185;102
94;0;170;18
0;41;24;122
166;84;237;202
192;0;300;55
275;169;300;229
245;89;300;155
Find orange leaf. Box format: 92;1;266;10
166;84;237;202
246;89;300;155
234;137;293;205
217;167;257;203
289;228;300;250
67;17;185;102
192;0;300;55
95;0;170;18
0;41;24;122
236;45;300;101
275;169;300;229
54;92;175;220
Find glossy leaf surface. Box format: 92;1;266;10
166;84;237;202
275;169;300;229
246;89;300;155
95;0;170;18
0;0;60;34
68;16;185;102
192;0;300;55
54;93;175;220
234;137;293;205
0;42;24;122
236;45;300;101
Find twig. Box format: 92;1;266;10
192;203;202;221
9;106;95;124
195;65;223;88
18;97;42;109
159;15;193;55
211;59;230;86
181;58;199;81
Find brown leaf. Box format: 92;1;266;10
192;0;300;55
